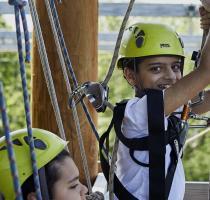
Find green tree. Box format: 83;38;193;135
0;16;31;135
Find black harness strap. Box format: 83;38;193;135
39;167;50;199
146;89;166;200
99;118;138;200
113;102;148;150
100;90;186;200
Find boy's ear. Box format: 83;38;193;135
27;192;36;200
123;67;137;86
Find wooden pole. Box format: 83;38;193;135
31;0;98;184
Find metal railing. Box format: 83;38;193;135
0;2;202;52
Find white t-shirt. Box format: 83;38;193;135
115;95;185;200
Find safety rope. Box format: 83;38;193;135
101;0;135;197
86;191;104;200
0;82;23;200
8;0;30;62
27;0;67;146
44;0;92;193
10;0;42;198
109;137;119;200
102;0;135;87
48;0;101;147
19;8;30;63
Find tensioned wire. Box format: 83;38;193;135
44;0;92;193
13;2;42;199
0;82;23;200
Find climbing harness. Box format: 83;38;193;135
100;90;189;200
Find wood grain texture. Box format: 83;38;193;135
31;0;98;184
184;182;209;200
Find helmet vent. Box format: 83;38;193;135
24;136;47;150
136;36;144;48
13;139;22;146
134;28;145;48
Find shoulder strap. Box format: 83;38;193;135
99;103;138;200
113;102;148;150
146;89;166;200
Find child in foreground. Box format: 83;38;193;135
110;6;210;200
0;128;103;200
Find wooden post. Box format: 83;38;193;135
31;0;98;184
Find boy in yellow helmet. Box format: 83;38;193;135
100;6;210;200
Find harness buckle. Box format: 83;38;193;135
173;139;179;161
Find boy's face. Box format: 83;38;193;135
52;157;88;200
125;56;182;90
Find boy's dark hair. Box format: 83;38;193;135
120;56;184;75
119;57;143;72
21;149;70;199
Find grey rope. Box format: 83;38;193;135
109;137;119;200
48;0;102;153
103;0;135;197
102;0;135;87
27;0;67;145
44;0;92;193
86;191;104;200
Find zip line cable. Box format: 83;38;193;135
0;82;23;200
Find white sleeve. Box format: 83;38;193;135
122;96;150;138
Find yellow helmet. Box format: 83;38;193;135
117;23;184;68
0;128;68;199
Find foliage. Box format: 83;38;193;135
0;16;31;135
183;133;210;181
0;16;8;29
0;52;31;135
